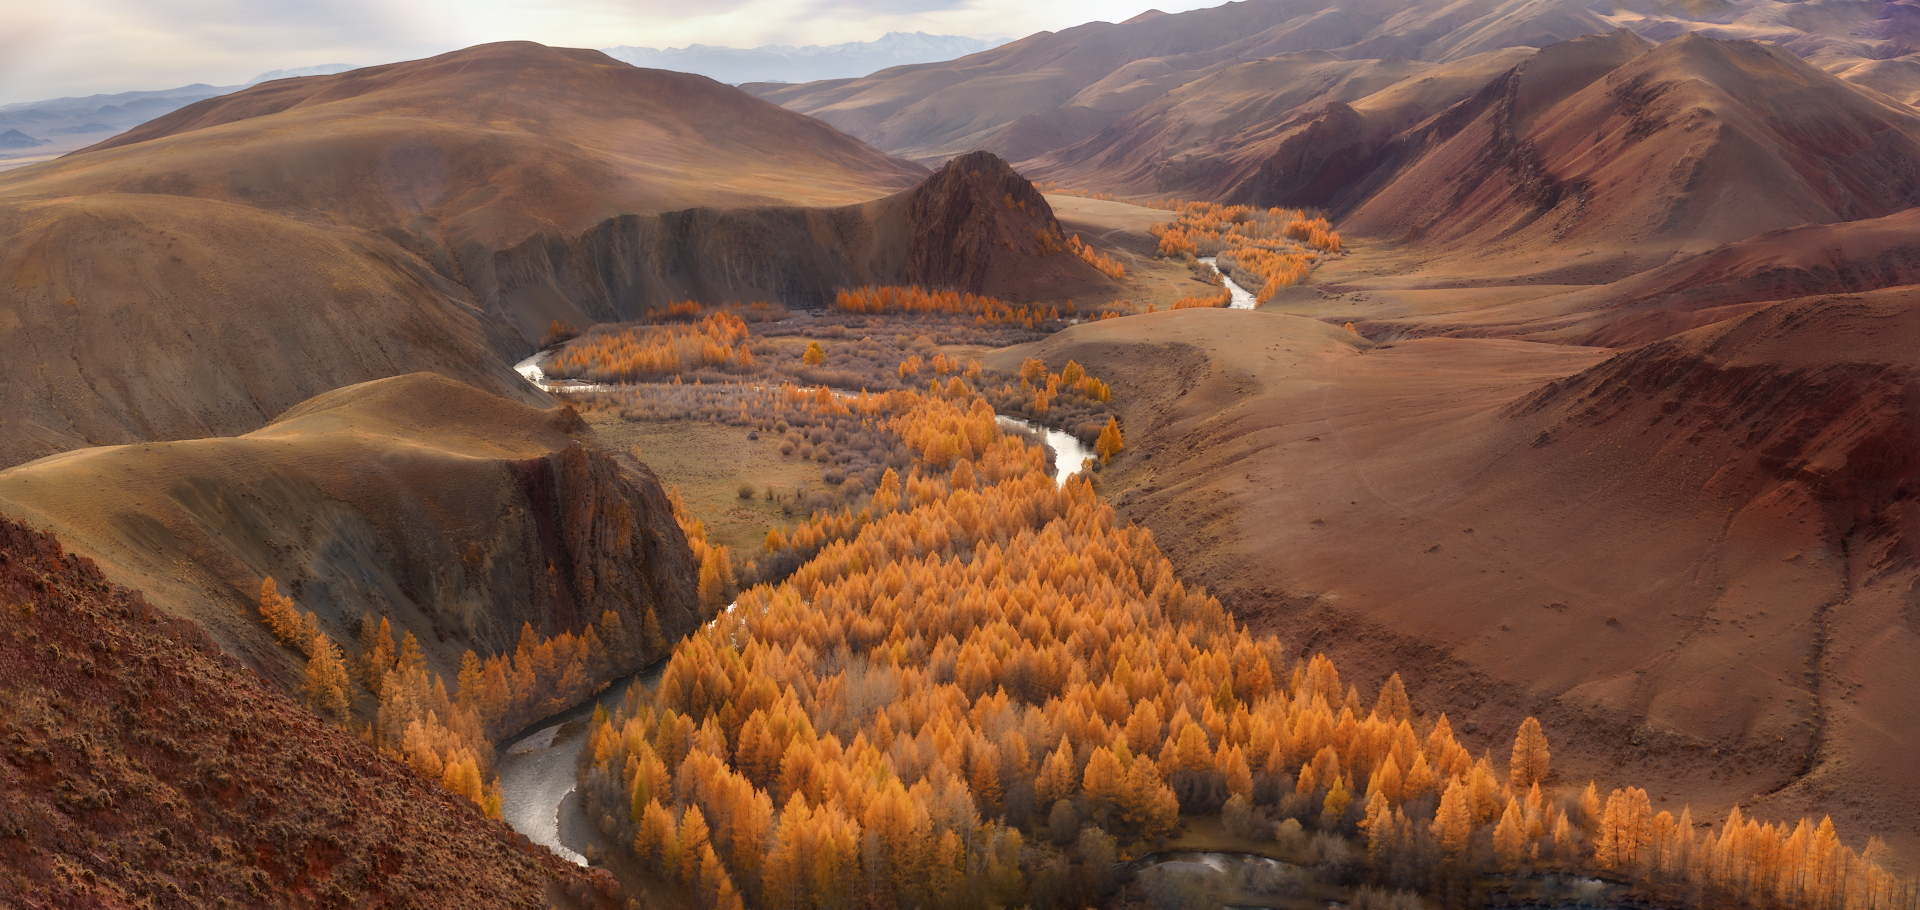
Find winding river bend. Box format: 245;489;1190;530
515;349;1097;488
996;414;1096;486
495;666;663;865
497;348;1096;860
1198;256;1260;309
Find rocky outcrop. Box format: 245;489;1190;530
903;150;1105;298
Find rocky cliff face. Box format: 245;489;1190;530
530;440;704;645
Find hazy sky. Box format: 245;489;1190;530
0;0;1222;105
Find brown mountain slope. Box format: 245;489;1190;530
1358;206;1920;346
0;41;926;347
745;2;1314;162
1343;34;1920;256
1232;33;1920;345
993;295;1920;861
0;517;623;908
480;149;1120;328
0;193;535;469
1021;46;1538;202
0;373;702;690
1557;208;1920;345
749;0;1920;166
19;41;925;250
1819;53;1920;107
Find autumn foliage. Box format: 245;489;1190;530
254;579;691;820
258;576;318;656
1067;233;1127;280
834;285;1069;330
1172;288;1232;309
545;312;755;382
1149;200;1342;303
573;376;1910;910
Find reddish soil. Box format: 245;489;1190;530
0;516;625;909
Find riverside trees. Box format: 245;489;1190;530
571;379;1911;910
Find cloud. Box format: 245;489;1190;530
0;0;1223;105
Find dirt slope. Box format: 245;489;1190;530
481;149;1119;328
1819;53;1920;107
0;41;927;348
0;373;703;691
1023;47;1534;202
996;298;1920;862
1222;33;1920;344
1294;190;1920;346
0;517;623;908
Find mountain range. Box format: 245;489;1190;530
751;0;1920;163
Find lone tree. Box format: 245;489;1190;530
1510;716;1551;790
1095;416;1124;463
304;631;351;719
803;341;826;366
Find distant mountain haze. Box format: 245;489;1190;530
604;32;1010;84
0;129;49;149
0;66;356;162
245;63;363;85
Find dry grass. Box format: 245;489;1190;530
585;414;831;557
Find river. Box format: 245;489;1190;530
494;666;663;866
513;348;613;393
1198;257;1259;309
497;333;1102;863
996;414;1097;486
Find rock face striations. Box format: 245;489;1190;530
903;150;1088;297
